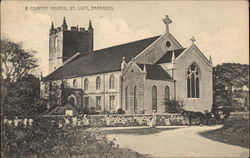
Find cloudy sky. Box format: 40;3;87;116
1;1;249;75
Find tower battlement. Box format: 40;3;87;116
49;17;94;73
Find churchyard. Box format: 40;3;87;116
2;112;249;158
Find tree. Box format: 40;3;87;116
1;39;38;83
213;63;249;107
4;74;47;116
0;39;46;116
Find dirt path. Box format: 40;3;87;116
106;126;249;157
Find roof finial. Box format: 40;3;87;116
61;17;68;30
191;36;196;45
63;17;67;25
50;22;54;30
121;57;126;71
171;50;176;63
209;54;212;64
88;20;93;30
143;64;147;73
163;15;172;33
50;22;54;35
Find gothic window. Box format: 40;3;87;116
109;96;115;110
54;37;59;56
96;76;101;90
84;78;89;90
187;63;200;98
125;86;128;110
109;74;115;89
152;86;157;111
96;96;101;110
165;86;170;101
55;37;58;48
73;79;77;88
84;97;89;110
134;86;137;113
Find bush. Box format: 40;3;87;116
164;98;184;113
1;117;145;158
116;108;126;114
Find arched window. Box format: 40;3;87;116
152;86;157;111
96;76;101;90
109;75;115;89
134;86;137;113
73;79;77;88
55;37;58;48
125;86;128;110
84;78;89;90
187;63;200;98
68;95;76;107
165;86;170;101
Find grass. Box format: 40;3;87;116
199;119;249;148
102;127;179;135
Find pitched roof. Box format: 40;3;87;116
156;48;186;64
43;36;160;81
138;64;173;81
47;104;78;115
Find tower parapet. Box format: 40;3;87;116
49;17;94;72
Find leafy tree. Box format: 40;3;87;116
213;63;249;107
4;74;47;116
1;39;46;116
1;39;38;83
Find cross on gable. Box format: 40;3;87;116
163;15;172;33
191;36;196;44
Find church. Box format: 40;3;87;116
42;15;213;114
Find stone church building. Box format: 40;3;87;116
42;15;213;114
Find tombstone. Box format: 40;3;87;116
66;110;73;116
72;117;77;126
23;118;28;127
28;119;33;126
64;118;70;125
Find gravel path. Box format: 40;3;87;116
106;125;249;157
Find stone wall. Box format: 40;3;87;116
122;63;145;114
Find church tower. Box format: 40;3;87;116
49;17;94;72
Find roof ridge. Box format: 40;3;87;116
78;35;161;57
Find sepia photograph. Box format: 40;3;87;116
1;0;249;157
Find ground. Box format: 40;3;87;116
103;126;249;157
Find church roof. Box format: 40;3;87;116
43;36;160;81
138;64;173;81
156;48;186;64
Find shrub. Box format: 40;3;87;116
1;117;145;158
116;108;126;114
164;98;185;113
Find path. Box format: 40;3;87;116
105;126;249;157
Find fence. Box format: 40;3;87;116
3;112;249;128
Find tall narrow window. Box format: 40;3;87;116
84;97;89;111
96;76;101;90
109;75;115;89
73;79;77;88
109;96;115;110
152;86;157;111
187;63;200;98
165;86;170;100
125;86;128;110
96;96;101;110
134;86;137;113
84;78;89;91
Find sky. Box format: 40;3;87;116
1;1;249;76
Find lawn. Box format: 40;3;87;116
199;119;249;148
102;127;179;135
